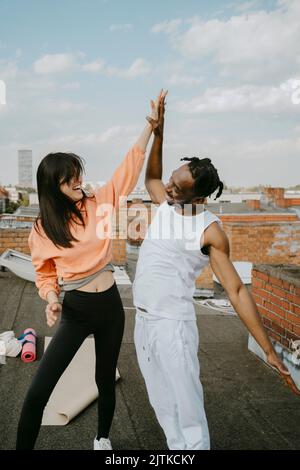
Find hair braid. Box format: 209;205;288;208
180;156;223;200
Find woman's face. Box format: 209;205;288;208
60;174;84;202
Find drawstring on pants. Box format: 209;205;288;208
137;309;151;363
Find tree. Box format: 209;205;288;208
19;193;29;207
5;201;20;214
16;186;36;193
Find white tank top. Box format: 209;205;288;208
132;201;222;320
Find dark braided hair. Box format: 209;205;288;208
180;157;223;201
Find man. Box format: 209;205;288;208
132;92;299;451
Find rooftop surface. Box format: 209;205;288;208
205;202;298;215
0;259;299;450
2;199;300;220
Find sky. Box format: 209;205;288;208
0;0;299;189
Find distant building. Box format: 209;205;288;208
29;193;39;205
128;186;151;202
4;187;21;203
18;149;33;187
0;187;9;213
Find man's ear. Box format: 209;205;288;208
191;196;206;204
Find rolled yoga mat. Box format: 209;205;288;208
18;328;37;363
42;336;121;426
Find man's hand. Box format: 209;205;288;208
267;351;300;396
46;302;62;327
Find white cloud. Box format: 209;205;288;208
0;79;6;106
42;99;88;113
33;53;78;74
106;58;151;78
82;59;105;73
240;136;300;158
77;125;137;145
151;19;182;34
22;77;56;94
0;59;18;80
167;73;202;87
175;81;300;113
229;0;261;12
150;60;203;88
109;23;133;32
32;52;151;80
23;125;138;148
152;1;300;81
62;81;80;90
161;128;300;186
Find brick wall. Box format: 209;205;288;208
3;207;299;284
0;214;36;223
276;198;300;208
0;228;31;255
196;217;300;289
246;200;261;210
127;201;152;244
264;187;284;203
0;216;127;265
126;203;300;290
195;265;214;289
111;239;126;265
251;264;300;349
263;186;300;208
222;220;300;263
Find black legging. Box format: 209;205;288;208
16;281;125;450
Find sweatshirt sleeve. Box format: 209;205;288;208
28;227;61;301
95;144;146;208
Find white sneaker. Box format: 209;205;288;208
93;436;113;450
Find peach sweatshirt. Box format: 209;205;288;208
28;144;145;301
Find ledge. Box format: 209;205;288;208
253;263;300;287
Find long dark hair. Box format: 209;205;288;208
34;151;88;249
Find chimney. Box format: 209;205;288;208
247;199;260;210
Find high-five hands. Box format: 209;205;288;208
147;89;168;138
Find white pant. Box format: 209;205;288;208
134;310;210;450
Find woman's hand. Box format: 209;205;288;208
267;350;300;396
46;302;62;327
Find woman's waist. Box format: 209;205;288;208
75;269;115;293
58;256;114;286
57;253;113;282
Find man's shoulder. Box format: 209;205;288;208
204;218;228;252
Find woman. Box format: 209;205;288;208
16;91;166;450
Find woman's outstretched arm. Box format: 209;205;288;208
95;90;166;206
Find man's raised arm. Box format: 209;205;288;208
145;90;168;205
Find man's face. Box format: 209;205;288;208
164;164;195;205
